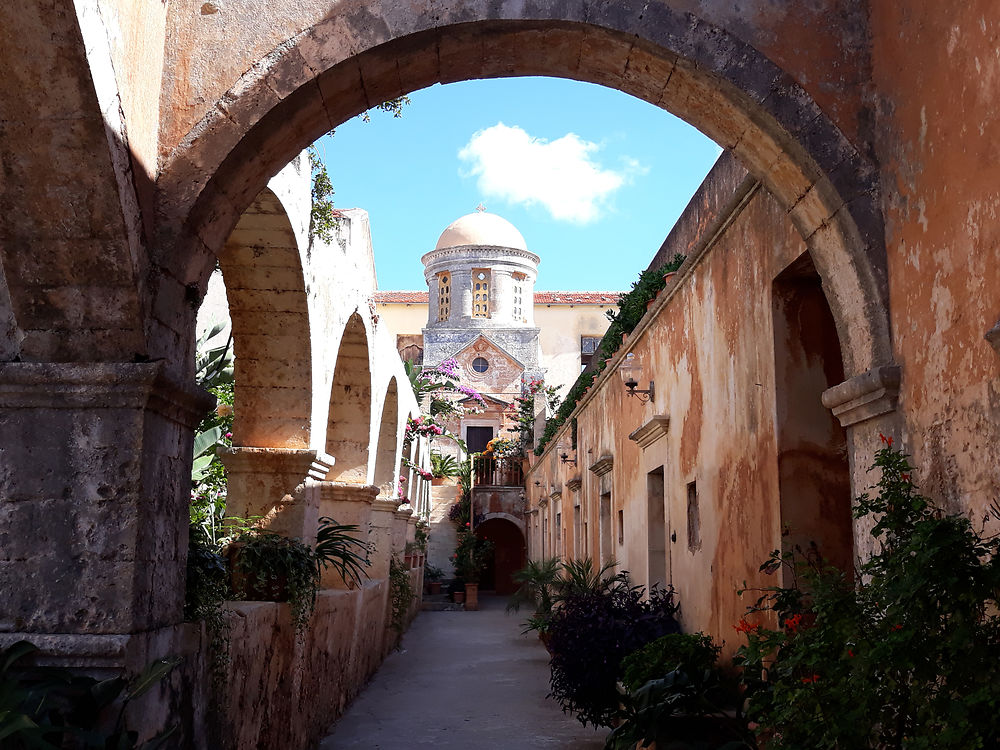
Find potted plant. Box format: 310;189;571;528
424;563;445;595
453;531;494;611
506;557;562;648
227;529;319;633
430;451;459;485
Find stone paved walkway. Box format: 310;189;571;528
320;594;606;749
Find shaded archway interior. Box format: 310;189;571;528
159;16;891;383
220;187;312;449
476;517;526;595
325;312;372;483
372;377;399;489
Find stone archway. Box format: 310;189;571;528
154;5;893;388
220;187;312;449
371;376;400;491
476;515;527;595
325;312;373;483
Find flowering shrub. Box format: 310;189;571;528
735;439;1000;749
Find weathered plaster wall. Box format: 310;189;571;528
156;0;870;163
527;173;819;656
870;1;1000;520
535;303;616;398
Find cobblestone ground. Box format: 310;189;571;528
320;594;606;749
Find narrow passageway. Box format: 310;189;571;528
320;595;605;749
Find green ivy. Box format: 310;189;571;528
535;254;684;455
388;555;416;639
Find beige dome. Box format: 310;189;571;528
434;212;527;251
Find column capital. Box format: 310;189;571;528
822;365;901;428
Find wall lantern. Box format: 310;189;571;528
556;440;577;466
620;352;654;402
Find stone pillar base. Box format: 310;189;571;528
317;482;378;588
368;499;400;580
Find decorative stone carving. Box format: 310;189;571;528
821;365;901;428
566;477;582;492
628;415;671;449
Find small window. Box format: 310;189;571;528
618;509;624;545
581;335;602;369
472;269;490;318
437;272;451;322
687;481;701;552
472;357;489;373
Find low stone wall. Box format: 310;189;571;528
203;576;419;750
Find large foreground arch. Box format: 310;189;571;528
155;4;893;383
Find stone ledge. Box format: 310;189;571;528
821;365;901;427
566;476;582;492
589;454;614;477
0;623;201;672
628;415;670;449
0;362;212;428
318;482;380;504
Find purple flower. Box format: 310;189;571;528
435;358;460;378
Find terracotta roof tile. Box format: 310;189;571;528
374;291;621;305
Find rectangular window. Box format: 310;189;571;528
599;493;612;563
472;269;490;318
618;509;624;546
556;512;562;555
512;272;526;322
581;335;602;370
437;272;451;321
687;481;701;552
573;504;582;559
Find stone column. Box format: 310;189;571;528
0;361;211;641
822;365;903;559
453;269;473;320
218;447;323;544
392;508;412;556
492;269;514;323
368;498;399;580
316;481;378;588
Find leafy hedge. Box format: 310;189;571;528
535;254;685;455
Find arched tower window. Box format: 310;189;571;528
512;272;526;323
472;269;490;318
437;272;451;321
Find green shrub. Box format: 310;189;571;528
735;439;1000;749
621;632;721;693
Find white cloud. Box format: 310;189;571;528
458;123;645;224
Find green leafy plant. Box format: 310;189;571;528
228;531;319;634
507;557;562;619
0;640;180;749
735;438;1000;749
388;555;416;639
430;452;459;479
452;532;494;584
423;563;444;582
314;517;371;589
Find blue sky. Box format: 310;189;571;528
312;77;721;292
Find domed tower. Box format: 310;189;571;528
421;211;542;372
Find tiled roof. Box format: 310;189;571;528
533;292;620;304
374;291;620;305
373;291;429;303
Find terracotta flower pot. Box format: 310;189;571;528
453;590;465;604
663;271;677;285
428;581;442;595
464;582;479;611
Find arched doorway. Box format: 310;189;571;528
476;516;526;595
